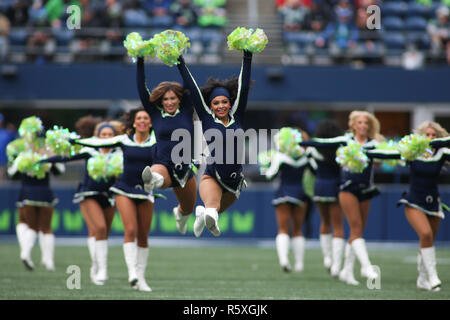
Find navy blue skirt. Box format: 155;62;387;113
17;185;58;207
397;191;445;219
313;178;340;203
339;180;380;202
272;184;308;206
110;181;154;203
204;165;246;198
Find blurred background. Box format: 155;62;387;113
0;0;449;242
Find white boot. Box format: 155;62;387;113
42;233;55;271
351;238;378;280
339;243;359;285
38;231;44;266
204;208;220;237
421;246;441;291
193;206;206;238
416;252;431;291
123;242;138;288
95;240;108;284
292;236;305;273
16;223;28;257
136;247;152;292
319;233;332;271
87;237;97;283
275;233;291;272
142;166;164;192
173;207;191;235
330;237;345;277
21;228;37;270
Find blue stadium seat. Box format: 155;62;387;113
382;32;407;50
149;15;174;28
405;2;432;17
381;2;408;17
52;29;75;46
283;31;314;47
123;10;152;28
8;29;28;46
383;16;405;31
404;16;428;31
406;32;431;50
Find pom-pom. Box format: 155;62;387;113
45;126;79;157
123;32;156;62
257;149;276;169
18;116;44;141
376;140;404;167
87;153;123;182
152;30;190;66
397;134;432;161
274;127;304;158
336;142;369;173
6;139;27;162
14;151;51;179
227;27;268;53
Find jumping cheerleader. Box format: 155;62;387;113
41;119;123;285
7;124;65;271
137;56;197;236
301;111;383;284
176;49;253;237
74;108;155;292
307;120;345;276
260;127;317;273
368;121;450;291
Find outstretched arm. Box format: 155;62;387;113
75;135;123;148
137;57;156;113
231;50;253;119
366;149;401;160
430;136;450;149
40;152;90;164
300;136;348;148
176;55;211;119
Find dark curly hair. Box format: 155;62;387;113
200;77;240;106
75;115;103;138
314;119;343;165
120;107;151;135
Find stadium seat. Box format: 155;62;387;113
406;32;431;50
404;16;428;31
382;32;407;51
405;2;432;18
8;28;28;46
283;31;314;48
383;16;405;31
52;29;75;46
381;2;408;17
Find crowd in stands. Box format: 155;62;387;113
277;0;450;66
0;0;227;63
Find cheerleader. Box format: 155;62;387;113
41;119;123;285
368;121;450;291
301;111;383;284
308;120;345;276
176;50;253;237
74;108;155;292
7;131;65;272
136;56;197;236
261;128;317;273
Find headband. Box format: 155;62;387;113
97;123;116;136
208;87;230;105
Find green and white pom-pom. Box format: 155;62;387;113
123;32;156;62
6;139;28;162
45;126;79;157
18;116;44;141
14;151;51;179
397;134;432;161
274;127;304;158
257;149;276;169
336;142;369;173
227;27;268;53
105;153;123;178
376;140;404;167
152;30;190;66
87;154;108;182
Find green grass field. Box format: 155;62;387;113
1;242;450;300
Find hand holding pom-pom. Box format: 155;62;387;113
45;126;79;157
274;127;304;159
14;151;51;179
123;32;156;62
336;142;369;173
18;116;44;142
397;134;432;161
227;27;268;54
152;30;190;66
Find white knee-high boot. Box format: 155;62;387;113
173;207;191;235
21;228;37;270
204;208;220;237
38;231;44;265
319;233;332;270
339;242;359;285
87;236;97;282
136;246;152;292
351;238;378;279
416;251;431;290
275;233;291;272
291;236;305;272
330;237;345;277
95;240;108;283
41;233;55;271
123;242;138;288
421;246;441;291
16;223;28;255
193;206;206;237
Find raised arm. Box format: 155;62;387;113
231;50;253;119
137;57;156;113
75;135;123;148
430;136;450;149
177;55;211;119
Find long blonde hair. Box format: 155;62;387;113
348;110;384;142
415;121;449;138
